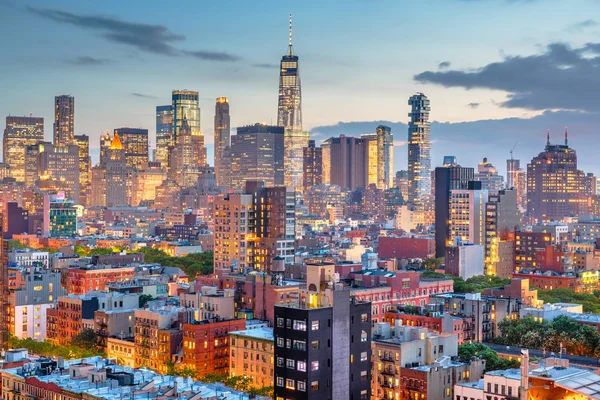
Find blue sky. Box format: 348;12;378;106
2;0;600;173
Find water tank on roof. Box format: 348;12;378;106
272;256;285;273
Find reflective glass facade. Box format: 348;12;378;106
155;105;173;167
407;93;431;203
3;116;44;182
54;95;74;146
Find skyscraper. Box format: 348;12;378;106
277;14;302;132
527;130;586;222
434;164;475;257
54;95;74;146
362;125;394;189
284;130;310;191
74;134;90;207
0;211;7;350
277;16;308;191
155;105;173;168
328;136;368;191
407;93;431;203
37;143;80;204
230;124;285;189
506;158;526;210
303;140;322;193
105;132;128;207
214;97;230;187
3;116;44;182
172;90;205;167
474;157;504;194
114;127;149;170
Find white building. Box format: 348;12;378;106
8;250;49;268
449;189;488;246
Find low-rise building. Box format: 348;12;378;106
229;327;274;389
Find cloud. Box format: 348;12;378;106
27;6;240;62
568;19;598;31
467;102;480;109
252;63;279;69
182;50;241;62
414;42;600;112
67;56;111;66
438;61;451;69
131;92;157;99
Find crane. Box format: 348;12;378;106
509;140;518;161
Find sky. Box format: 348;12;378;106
2;0;600;174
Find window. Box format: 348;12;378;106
277;338;284;347
361;390;368;400
311;361;319;371
311;340;319;350
277;357;284;367
286;379;295;390
508;387;513;397
501;386;505;395
446;388;451;397
311;381;319;391
287;359;295;369
276;377;284;387
361;370;368;380
286;319;292;328
361;313;368;322
418;348;422;357
311;320;320;330
286;339;292;349
361;330;368;342
293;320;307;331
33;286;42;291
439;345;444;354
487;383;491;393
494;384;498;394
297;381;306;391
293;340;306;351
360;352;368;361
277;318;284;328
297;361;306;372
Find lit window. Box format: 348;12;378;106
311;361;319;371
286;379;295;390
297;361;306;372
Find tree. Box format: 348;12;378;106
458;342;520;372
137;247;214;278
139;294;154;308
73;328;99;350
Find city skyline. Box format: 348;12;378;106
3;1;600;174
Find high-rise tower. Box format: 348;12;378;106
214;97;231;187
172;90;205;167
277;14;302;131
407;93;431;203
278;15;308;191
155;105;173;168
54;95;74;146
3;116;44;183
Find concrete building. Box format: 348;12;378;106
9;266;64;341
474;157;504;194
230;124;284;190
179;286;235;320
445;242;484;279
429;293;520;342
274;263;372;400
214;97;231;187
327;135;368;191
302;140;322;194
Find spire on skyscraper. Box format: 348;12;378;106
565;126;568;146
546;129;550;150
288;13;293;56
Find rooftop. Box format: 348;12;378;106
230;327;274;341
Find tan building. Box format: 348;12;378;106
131;164;167;206
3;116;44;183
229;327;274;389
106;337;136;367
179;286;235;320
213;193;254;273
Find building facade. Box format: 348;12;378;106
3;116;44;183
407;93;431;204
54;95;74;146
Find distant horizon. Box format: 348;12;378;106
2;0;600;175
